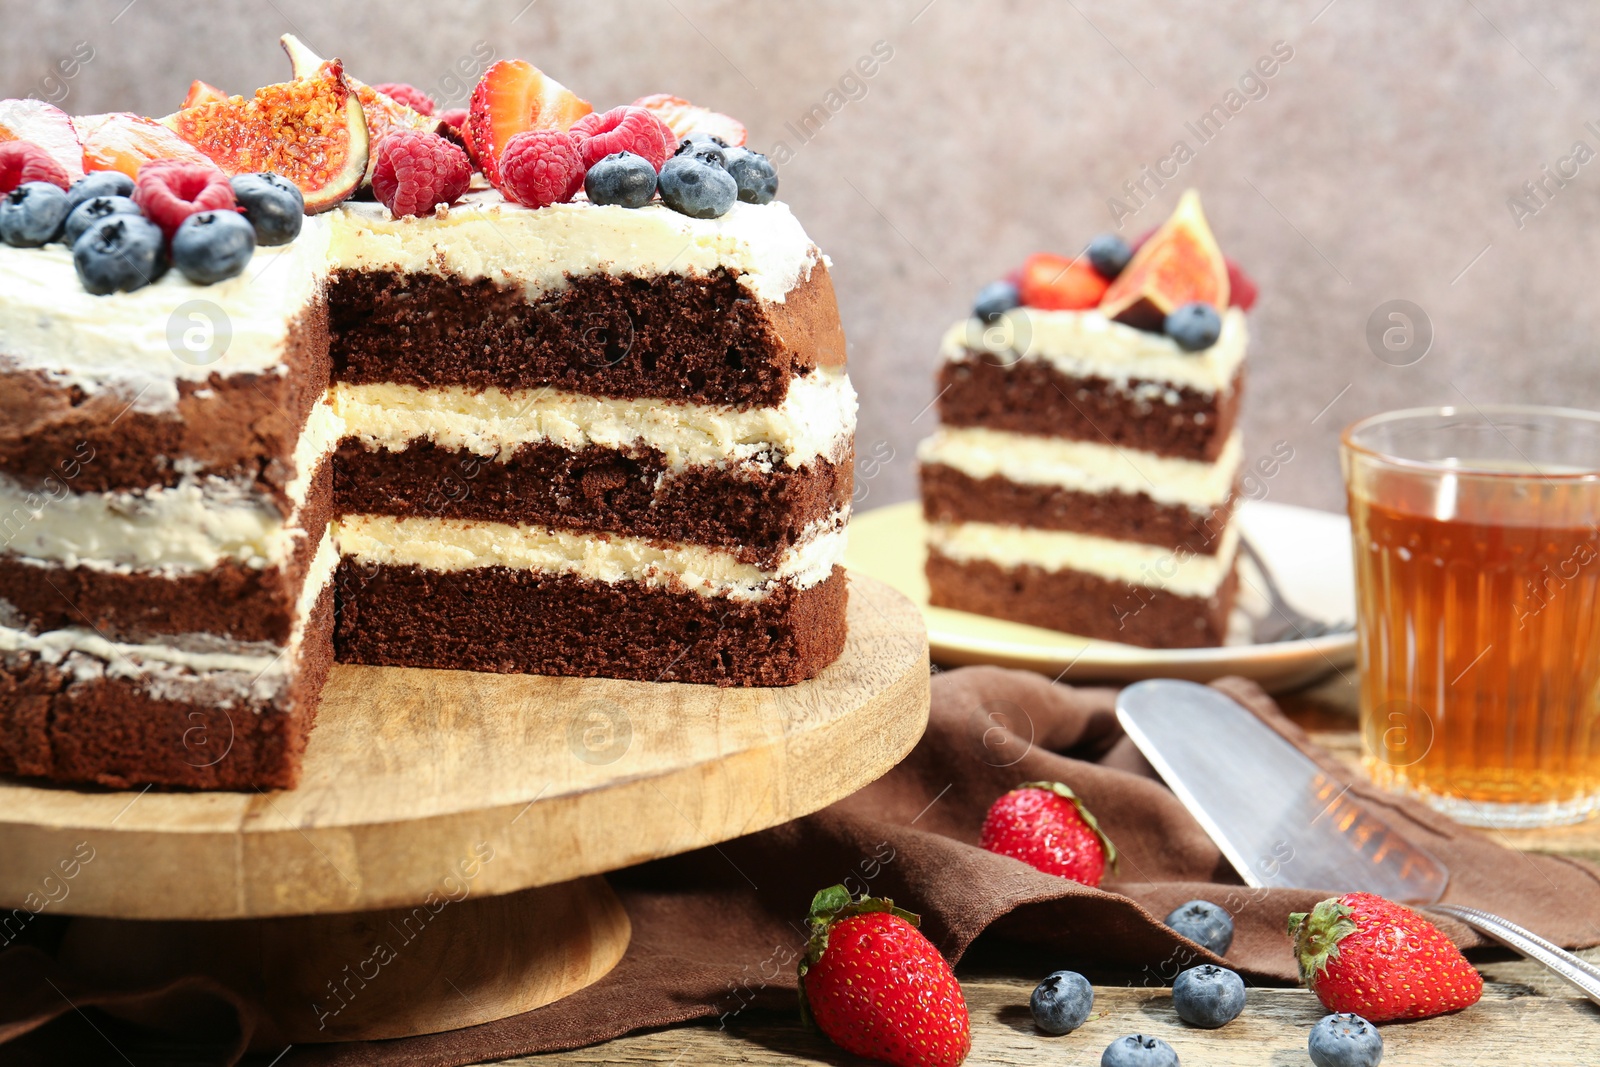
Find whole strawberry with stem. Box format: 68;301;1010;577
799;885;971;1067
980;782;1117;886
1288;892;1484;1022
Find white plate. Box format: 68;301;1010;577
844;499;1357;691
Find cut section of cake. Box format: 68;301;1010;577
918;191;1252;649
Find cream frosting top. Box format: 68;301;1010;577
942;306;1247;396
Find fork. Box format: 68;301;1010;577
1238;536;1354;643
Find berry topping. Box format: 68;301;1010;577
1030;970;1093;1035
172;209;255;284
438;107;469;132
66;170;136;212
1086;232;1133;279
1308;1013;1384;1067
466;59;592;188
73;215;166;295
980;782;1116;886
371;131;472;218
1170;964;1246;1029
1164;301;1222;352
0;141;70;194
1163;899;1233;956
1018;252;1111;312
1290;893;1483;1022
373;82;437;116
583;152;657;209
63;195;141;247
1100;1034;1179;1067
633;93;747;147
75;112;216;180
570;106;674;172
656;155;736;219
497;129;585;209
0;99;85;183
230;172;304;245
1226;257;1258;310
674;132;729;169
0;182;70;247
723;146;778;204
134;162;237;240
972;279;1021;323
161;59;370;214
799;886;971;1067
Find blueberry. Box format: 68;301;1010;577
1164;899;1233;956
230;172;304;246
1171;963;1245;1029
584;151;658;209
674;133;728;169
171;209;255;285
1308;1013;1383;1067
63;195;142;247
73;215;166;295
66;170;136;213
1101;1034;1180;1067
657;156;737;219
1030;970;1093;1034
1087;232;1133;279
723;147;778;204
1164;301;1223;352
0;182;70;247
973;279;1020;323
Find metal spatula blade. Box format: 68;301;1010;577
1114;678;1448;904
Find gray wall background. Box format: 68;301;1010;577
4;0;1596;512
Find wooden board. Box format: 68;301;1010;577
0;574;930;920
500;951;1600;1066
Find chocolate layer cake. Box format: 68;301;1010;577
0;114;853;790
918;207;1248;649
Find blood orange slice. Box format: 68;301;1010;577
77;113;215;178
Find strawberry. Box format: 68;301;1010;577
980;782;1116;886
633;93;747;148
1288;893;1484;1022
1017;252;1109;311
799;886;970;1067
1226;257;1258;310
466;60;592;188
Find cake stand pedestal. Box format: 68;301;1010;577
0;575;930;1046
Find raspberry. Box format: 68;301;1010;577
497;130;584;209
0;141;70;194
569;106;674;171
373;83;437;116
438;107;469;132
372;131;471;218
134;161;237;240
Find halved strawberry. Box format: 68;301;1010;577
1226;258;1258;310
467;60;592;187
0;99;85;182
77;113;215;179
633;93;746;148
182;80;230;109
1018;252;1110;311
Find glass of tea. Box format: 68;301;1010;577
1342;405;1600;828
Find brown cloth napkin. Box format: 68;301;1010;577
4;667;1599;1065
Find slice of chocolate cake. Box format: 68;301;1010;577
919;192;1251;649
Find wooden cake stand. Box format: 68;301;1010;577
0;575;930;1046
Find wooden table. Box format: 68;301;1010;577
502;670;1600;1066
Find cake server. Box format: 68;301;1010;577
1115;678;1600;1007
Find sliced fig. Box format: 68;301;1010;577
0;99;85;182
182;80;231;109
1099;189;1229;330
280;33;439;179
160;60;369;213
77;112;215;178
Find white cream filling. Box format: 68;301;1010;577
0;527;339;707
0;216;332;413
334;511;847;602
918;427;1242;512
334;367;855;472
943;306;1246;396
0;396;341;573
329;193;819;305
927;520;1239;598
